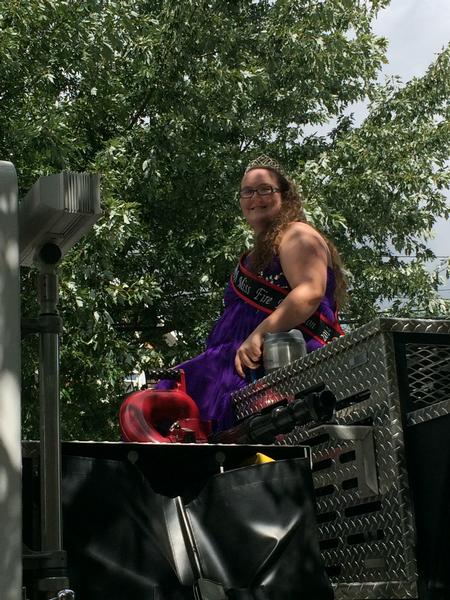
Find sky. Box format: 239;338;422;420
358;0;450;297
373;0;449;82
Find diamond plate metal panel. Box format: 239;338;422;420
232;318;450;600
407;398;450;426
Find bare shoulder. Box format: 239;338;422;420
280;221;328;250
278;221;331;267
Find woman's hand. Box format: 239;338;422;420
235;330;265;378
234;224;331;379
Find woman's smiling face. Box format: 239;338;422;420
239;168;283;234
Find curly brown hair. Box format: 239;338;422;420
245;166;347;309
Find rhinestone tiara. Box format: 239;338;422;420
244;154;286;177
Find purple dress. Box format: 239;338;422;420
159;256;341;431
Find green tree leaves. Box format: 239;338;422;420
2;0;447;439
298;45;450;322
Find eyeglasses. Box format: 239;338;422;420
239;184;280;199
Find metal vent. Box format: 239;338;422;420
298;423;384;584
405;344;450;410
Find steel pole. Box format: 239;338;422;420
38;270;62;552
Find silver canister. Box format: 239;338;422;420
263;329;307;373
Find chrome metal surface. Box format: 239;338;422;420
232;318;450;599
407;397;450;426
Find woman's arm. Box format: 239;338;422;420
234;222;329;377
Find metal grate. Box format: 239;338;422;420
405;344;450;411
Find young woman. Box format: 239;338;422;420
159;155;345;431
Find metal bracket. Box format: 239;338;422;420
21;315;63;338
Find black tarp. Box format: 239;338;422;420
58;446;332;600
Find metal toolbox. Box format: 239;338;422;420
232;318;450;600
